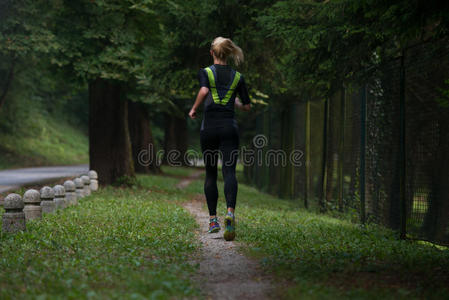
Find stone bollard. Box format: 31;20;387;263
74;178;84;199
23;189;42;221
40;186;56;214
2;193;26;233
81;175;91;196
88;170;98;191
53;185;66;210
64;180;77;206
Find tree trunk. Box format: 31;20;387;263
163;113;188;165
89;78;135;185
325;96;336;204
0;59;15;111
337;89;346;212
348;89;361;209
128;100;160;174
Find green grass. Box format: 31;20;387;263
1;167;449;299
0;177;200;299
0;116;88;170
206;180;449;299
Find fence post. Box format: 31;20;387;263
280;106;294;199
304;100;311;209
74;178;84;199
23;189;42;221
64;180;77;206
360;86;367;224
289;103;296;199
40;186;56;214
2;193;26;233
88;170;99;191
81;175;91;196
53;185;66;210
399;51;407;239
338;88;346;212
320;98;329;212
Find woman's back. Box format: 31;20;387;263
198;64;250;128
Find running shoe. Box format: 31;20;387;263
223;212;236;241
208;217;220;233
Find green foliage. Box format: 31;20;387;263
253;0;449;98
2;0;166;108
0;0;57;59
0;112;88;170
436;79;449;108
0;178;200;298
2;0;448;112
0;1;90;170
0;58;88;170
47;1;159;82
134;0;255;112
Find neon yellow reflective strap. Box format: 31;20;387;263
222;71;241;105
205;67;220;104
205;67;241;105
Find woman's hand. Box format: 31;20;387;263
189;87;209;120
235;97;251;112
235;97;243;110
189;108;197;119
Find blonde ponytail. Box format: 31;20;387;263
211;37;244;66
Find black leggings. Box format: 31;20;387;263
200;125;239;216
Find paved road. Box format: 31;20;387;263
0;165;89;194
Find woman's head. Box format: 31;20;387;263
210;37;244;66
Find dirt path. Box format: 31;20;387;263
175;169;204;189
179;171;274;299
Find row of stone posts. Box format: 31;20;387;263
1;170;98;233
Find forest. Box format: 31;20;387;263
1;1;449;298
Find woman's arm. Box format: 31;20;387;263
189;87;209;119
235;97;251;111
235;75;251;112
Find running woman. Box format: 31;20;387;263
189;37;251;241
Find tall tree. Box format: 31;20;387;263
41;0;161;184
128;100;160;173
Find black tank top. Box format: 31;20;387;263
198;64;250;129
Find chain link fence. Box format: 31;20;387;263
243;39;449;245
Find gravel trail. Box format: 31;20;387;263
179;171;274;299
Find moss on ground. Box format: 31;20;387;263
0;116;88;170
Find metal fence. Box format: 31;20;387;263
243;39;449;245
